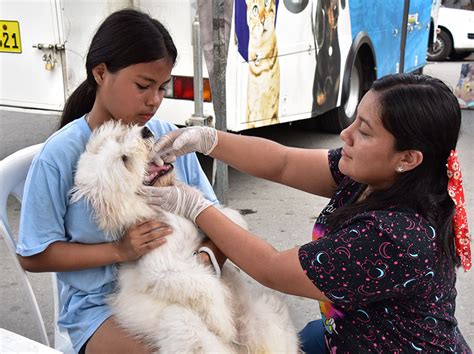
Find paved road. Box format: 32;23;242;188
1;57;473;348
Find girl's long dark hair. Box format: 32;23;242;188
327;73;462;268
59;8;177;128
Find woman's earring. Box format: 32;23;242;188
396;166;404;173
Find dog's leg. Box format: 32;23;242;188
239;292;300;354
140;258;237;343
155;304;237;354
110;287;237;354
221;265;300;354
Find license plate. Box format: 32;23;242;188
0;20;22;53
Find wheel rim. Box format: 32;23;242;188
429;38;444;57
344;65;360;119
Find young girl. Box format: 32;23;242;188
148;73;471;352
16;9;218;353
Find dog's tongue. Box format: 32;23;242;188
147;163;170;175
143;163;173;185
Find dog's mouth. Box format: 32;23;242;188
143;163;174;186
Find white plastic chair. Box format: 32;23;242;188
0;144;74;353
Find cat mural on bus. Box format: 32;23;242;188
313;0;344;115
236;0;280;128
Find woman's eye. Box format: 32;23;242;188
359;130;368;137
136;83;149;90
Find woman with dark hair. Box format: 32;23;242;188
147;73;471;352
16;9;219;353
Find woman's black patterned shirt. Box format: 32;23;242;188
298;148;470;353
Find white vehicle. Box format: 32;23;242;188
428;0;474;61
1;0;436;135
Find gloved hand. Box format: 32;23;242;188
143;182;213;222
153;126;218;165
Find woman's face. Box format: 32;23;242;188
94;58;173;126
339;90;404;189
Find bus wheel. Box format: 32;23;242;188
321;57;362;133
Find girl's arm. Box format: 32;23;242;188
18;219;171;272
195;206;331;302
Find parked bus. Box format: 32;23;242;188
0;0;437;134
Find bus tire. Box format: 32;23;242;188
320;57;363;133
427;29;452;61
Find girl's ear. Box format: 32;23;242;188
399;150;423;172
92;63;107;85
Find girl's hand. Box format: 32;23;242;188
114;220;171;262
153;126;218;165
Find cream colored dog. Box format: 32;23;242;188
71;120;298;353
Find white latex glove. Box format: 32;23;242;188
153;127;218;165
143;182;212;222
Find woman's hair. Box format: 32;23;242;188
59;8;177;128
328;73;462;267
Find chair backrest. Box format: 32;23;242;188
0;144;43;243
0;144;74;353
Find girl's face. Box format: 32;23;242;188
94;58;173;126
339;90;405;189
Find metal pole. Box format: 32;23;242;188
187;14;212;126
192;15;204;118
211;0;228;204
399;0;410;73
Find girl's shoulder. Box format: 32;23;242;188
36;117;90;170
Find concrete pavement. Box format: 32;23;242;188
1;58;473;349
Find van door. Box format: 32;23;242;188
0;0;65;110
404;0;431;72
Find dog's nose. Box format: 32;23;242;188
141;127;154;139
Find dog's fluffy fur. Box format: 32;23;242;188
71;121;298;353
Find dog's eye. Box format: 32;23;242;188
121;155;128;164
141;127;153;139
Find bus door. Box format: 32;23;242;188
403;0;432;72
0;0;65;110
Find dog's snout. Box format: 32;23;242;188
141;127;154;139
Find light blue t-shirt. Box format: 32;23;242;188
16;116;218;352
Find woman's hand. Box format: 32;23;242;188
153;126;218;165
143;182;212;222
114;220;171;262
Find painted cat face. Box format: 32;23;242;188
326;0;339;30
247;0;276;42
